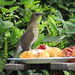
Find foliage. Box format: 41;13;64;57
0;0;75;74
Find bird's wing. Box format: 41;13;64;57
20;28;34;51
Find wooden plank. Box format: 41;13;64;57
50;62;75;70
5;64;25;70
5;62;75;70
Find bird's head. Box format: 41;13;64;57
31;13;44;20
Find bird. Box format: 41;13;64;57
10;13;44;63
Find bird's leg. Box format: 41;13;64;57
10;45;22;64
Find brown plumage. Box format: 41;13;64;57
10;13;44;63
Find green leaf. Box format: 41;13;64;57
1;7;8;13
0;0;4;5
43;34;66;42
41;70;49;75
69;8;75;12
8;6;19;12
33;34;44;48
24;70;34;75
55;10;63;19
0;18;13;36
0;58;6;72
48;16;59;34
18;71;23;75
58;4;68;10
1;6;19;13
10;27;18;45
4;0;15;5
0;0;15;6
20;0;34;4
63;71;70;75
3;21;13;28
65;22;75;34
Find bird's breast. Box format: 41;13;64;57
33;27;38;39
30;27;38;46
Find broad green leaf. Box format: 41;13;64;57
4;0;15;5
65;22;75;34
48;16;56;27
18;71;23;75
24;70;34;75
14;27;24;39
0;58;6;72
3;21;13;28
55;10;63;19
43;4;50;11
33;1;40;4
0;18;13;35
24;9;32;22
0;0;15;6
8;6;19;12
30;4;40;10
10;27;18;45
20;0;34;4
43;34;66;42
58;4;68;10
1;6;19;13
70;19;75;22
41;70;49;75
63;71;70;75
1;7;8;13
55;17;65;23
0;0;4;6
69;8;75;12
33;34;44;48
48;16;59;34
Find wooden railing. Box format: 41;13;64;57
5;62;75;75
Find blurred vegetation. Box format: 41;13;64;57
0;0;75;74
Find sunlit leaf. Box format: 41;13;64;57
1;7;8;13
20;0;34;4
8;6;19;12
4;0;15;5
48;16;59;34
0;0;4;6
1;6;19;13
33;34;44;48
3;21;13;28
63;71;70;75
